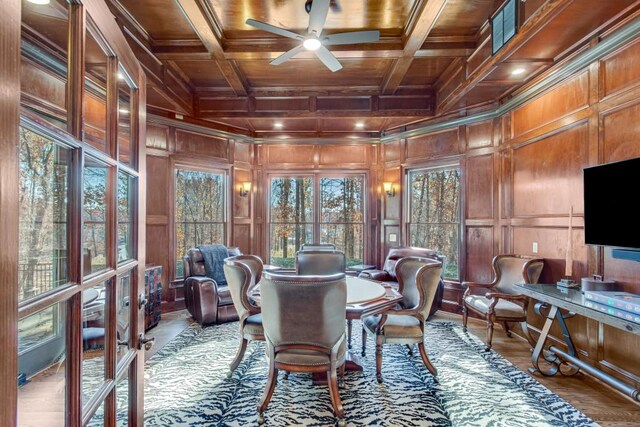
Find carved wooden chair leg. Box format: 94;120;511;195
406;344;414;356
347;319;353;349
462;305;468;332
485;317;495;351
327;366;346;427
375;335;384;383
227;337;248;377
257;365;278;424
503;321;512;337
361;327;367;356
417;342;437;378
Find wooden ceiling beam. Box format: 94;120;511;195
381;0;448;95
174;0;248;96
436;0;575;113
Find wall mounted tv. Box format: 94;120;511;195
584;157;640;260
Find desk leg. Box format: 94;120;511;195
529;303;580;377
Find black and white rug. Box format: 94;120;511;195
133;320;596;426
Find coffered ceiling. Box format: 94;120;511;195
106;0;640;138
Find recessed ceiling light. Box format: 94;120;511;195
119;109;129;114
118;72;125;80
303;38;321;51
27;0;51;4
511;68;526;76
274;122;283;129
355;122;365;129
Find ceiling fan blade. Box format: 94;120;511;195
246;19;303;41
271;45;306;66
308;0;330;36
314;46;342;72
323;30;380;46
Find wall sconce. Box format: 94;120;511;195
239;181;252;197
383;182;395;197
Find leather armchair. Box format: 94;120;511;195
295;250;346;275
462;254;544;350
258;271;347;426
223;255;264;376
362;257;442;383
359;246;445;318
182;246;242;325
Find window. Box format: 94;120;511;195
408;167;461;280
269;175;365;268
491;0;517;54
174;169;226;277
320;177;364;266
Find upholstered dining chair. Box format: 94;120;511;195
462;254;544;351
295;250;346;275
223;255;264;376
361;257;442;383
257;272;348;427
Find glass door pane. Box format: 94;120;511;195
84;19;110;153
116;272;132;364
118;172;135;263
18;303;66;426
117;68;134;166
84;157;109;275
82;282;108;407
18;127;71;301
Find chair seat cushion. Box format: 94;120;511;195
273;339;346;367
363;314;423;339
243;313;263;335
217;285;233;305
464;295;525;318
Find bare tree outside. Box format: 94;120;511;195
175;169;225;277
408;167;461;279
320;177;364;266
269;176;365;267
269;177;313;267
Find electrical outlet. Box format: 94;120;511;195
532;242;538;253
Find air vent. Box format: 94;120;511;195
491;0;518;54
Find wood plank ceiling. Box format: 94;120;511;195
105;0;640;138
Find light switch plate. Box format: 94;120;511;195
532;242;538;253
389;233;397;242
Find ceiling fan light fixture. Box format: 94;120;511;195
303;38;322;51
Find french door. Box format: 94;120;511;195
2;0;146;425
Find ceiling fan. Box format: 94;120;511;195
245;0;380;72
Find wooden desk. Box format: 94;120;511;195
515;283;640;402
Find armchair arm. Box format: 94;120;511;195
359;269;392;282
185;275;217;289
484;292;530;315
461;281;495;298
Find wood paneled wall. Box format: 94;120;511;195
379;36;640;388
144;120;252;309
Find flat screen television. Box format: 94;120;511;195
583;157;640;251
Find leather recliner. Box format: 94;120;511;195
183;246;242;324
358;246;446;318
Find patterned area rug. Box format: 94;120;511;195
137;320;596;427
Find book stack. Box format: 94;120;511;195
583;290;640;324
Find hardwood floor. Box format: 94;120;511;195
437;312;640;427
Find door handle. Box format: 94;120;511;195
138;295;148;309
138;333;155;351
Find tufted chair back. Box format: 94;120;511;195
395;257;443;320
260;272;347;353
223;255;263;321
295;250;346;275
493;255;544;294
382;247;445;280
